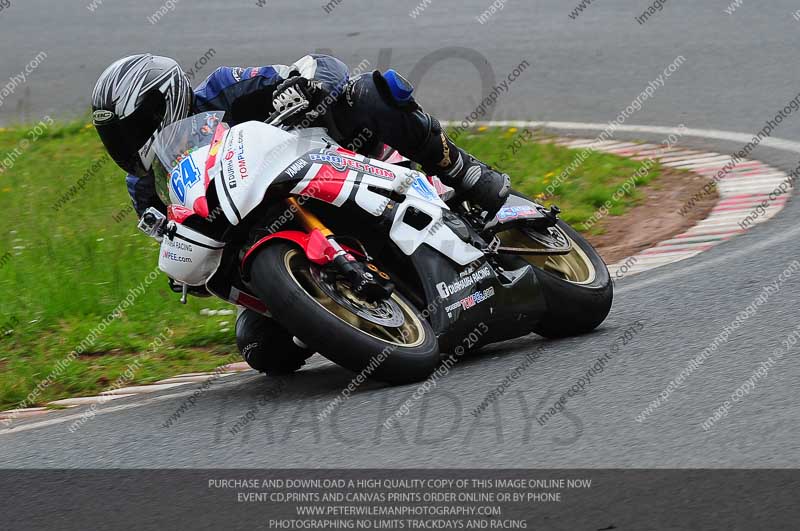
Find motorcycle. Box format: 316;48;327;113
138;105;612;384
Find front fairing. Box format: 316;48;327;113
213;123;329;225
152;111;229;215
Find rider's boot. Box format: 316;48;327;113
415;115;510;220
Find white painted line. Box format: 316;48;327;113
0;407;48;420
0;374;263;435
48;394;137;407
457;121;800;154
101;383;191;396
155;375;226;385
618;222;800;295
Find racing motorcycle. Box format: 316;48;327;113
139;102;612;384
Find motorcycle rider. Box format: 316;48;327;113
91;53;510;373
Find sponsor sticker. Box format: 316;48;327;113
410;177;439;202
236;129;248;180
162;238;194;263
445;286;496;317
436;264;493;299
497;205;539;222
165;239;193;252
162;249;193;263
285;159;309;178
309;152;396;180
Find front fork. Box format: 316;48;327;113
286;198;394;302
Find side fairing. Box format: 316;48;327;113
377;163;483;266
214;124;484;267
388;190;484;266
282;146;485;267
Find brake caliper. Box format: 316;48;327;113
331;254;395;304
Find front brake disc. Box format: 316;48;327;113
312;269;406;327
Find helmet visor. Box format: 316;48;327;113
94;90;166;177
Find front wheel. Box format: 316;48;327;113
248;241;440;384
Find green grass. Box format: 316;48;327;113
0;123;663;410
454;127;661;228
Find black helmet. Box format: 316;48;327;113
91;54;192;177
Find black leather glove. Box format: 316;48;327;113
272;74;325;126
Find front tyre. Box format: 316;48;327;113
248;242;440;384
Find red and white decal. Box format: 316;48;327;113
230;287;268;315
291;164;356;206
204;122;228;189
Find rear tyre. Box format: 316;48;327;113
248;241;440;384
498;191;613;337
526;221;613;337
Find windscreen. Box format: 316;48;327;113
152;111;228;206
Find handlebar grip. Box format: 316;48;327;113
266;102;310;127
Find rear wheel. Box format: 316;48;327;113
498;199;613;337
248;241;440;384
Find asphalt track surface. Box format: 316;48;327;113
1;1;800;468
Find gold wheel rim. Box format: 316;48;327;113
283;249;427;348
500;228;597;285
